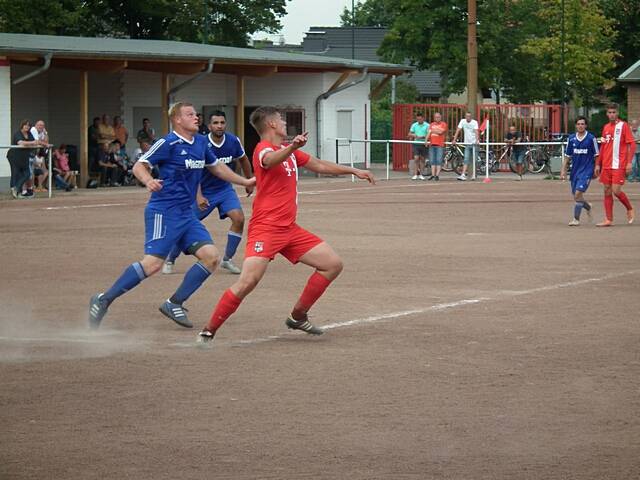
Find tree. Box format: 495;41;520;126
0;0;287;47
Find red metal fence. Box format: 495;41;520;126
391;103;568;171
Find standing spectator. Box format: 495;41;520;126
97;114;116;148
7;120;40;198
88;116;101;170
425;112;447;181
505;125;526;180
452;112;479;181
136;118;156;146
629;119;640;182
113;116;129;158
30;120;49;192
408;113;429;180
54;144;77;189
197;113;209;135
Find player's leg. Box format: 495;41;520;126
597;173;614;226
218;190;245;274
89;254;164;329
160;221;219;328
198;256;270;342
611;181;634;224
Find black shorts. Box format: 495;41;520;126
412;144;428;158
34;168;44;176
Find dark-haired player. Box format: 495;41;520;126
560;116;599;226
88;103;255;330
596;104;636;226
197;106;375;344
163;111;253;275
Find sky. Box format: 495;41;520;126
254;0;353;45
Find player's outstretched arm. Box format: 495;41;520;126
261;132;309;168
208;162;256;189
304;156;375;184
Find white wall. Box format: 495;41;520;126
0;60;11;182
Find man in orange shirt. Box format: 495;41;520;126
113;115;129;158
425;112;447;181
595;104;635;226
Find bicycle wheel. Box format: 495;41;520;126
527;148;548;174
452;152;464;175
441;148;454;172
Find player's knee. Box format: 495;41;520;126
235;276;259;298
141;257;163;276
199;250;221;271
327;256;344;276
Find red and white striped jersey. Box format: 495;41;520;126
599;120;634;169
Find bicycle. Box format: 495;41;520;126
442;143;464;173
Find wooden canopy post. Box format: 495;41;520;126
79;70;88;188
236;75;245;145
161;73;170;135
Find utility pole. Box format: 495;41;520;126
467;0;478;116
351;0;355;60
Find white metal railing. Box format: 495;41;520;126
334;137;566;182
1;144;53;198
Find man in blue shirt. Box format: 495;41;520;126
163;111;253;275
88;102;255;329
561;116;599;226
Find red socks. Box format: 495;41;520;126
291;272;332;320
604;194;614;220
206;289;242;332
615;191;633;211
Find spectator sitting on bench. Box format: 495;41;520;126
97;141;122;186
54;144;77;189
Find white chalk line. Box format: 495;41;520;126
1;270;637;349
43;203;127;210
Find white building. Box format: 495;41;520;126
0;33;409;190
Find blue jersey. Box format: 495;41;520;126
200;133;246;195
138;131;218;212
565;132;598;179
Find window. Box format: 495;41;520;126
280;109;304;139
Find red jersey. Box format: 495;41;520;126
429;121;448;147
251;141;310;228
599;120;634;170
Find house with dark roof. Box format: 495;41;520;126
0;33;410;189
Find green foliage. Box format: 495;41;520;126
0;0;286;47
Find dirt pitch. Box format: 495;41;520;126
1;173;639;480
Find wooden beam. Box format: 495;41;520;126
52;58;128;72
369;74;393;100
214;65;278;77
128;60;208;75
161;73;170;135
79;71;88;188
329;71;356;92
236;75;245;146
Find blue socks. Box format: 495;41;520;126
574;201;591;220
103;262;147;304
224;232;242;261
169;262;212;305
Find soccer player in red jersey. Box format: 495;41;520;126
595;104;636;226
197;106;375;343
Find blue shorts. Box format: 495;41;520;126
144;206;213;258
198;186;242;221
571;175;591;194
429;146;444;166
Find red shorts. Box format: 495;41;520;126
246;223;323;264
599;168;626;185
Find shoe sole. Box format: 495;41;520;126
159;304;193;328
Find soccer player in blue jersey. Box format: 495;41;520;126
163;111;253;275
88;102;256;329
560;116;599;226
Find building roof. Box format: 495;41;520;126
0;33;412;76
618;59;640;83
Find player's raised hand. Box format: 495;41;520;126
291;132;309;149
354;169;376;184
145;179;163;192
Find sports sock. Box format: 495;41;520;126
206;289;242;332
291;272;333;320
166;245;181;264
583;201;591;211
615;191;633;211
223;231;243;261
574;201;584;220
169;262;211;305
103;262;147;303
604;194;614;220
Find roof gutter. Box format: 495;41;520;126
12;53;52;85
315;67;368;158
168;58;215;102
